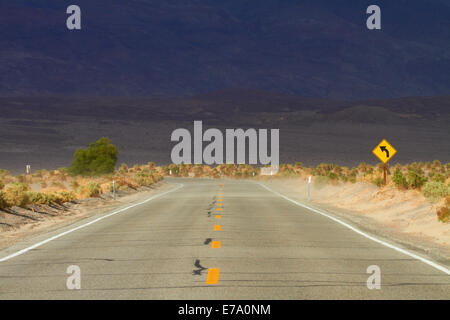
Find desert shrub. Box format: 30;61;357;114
86;182;101;197
51;181;66;189
153;173;163;183
422;181;449;202
40;181;47;189
325;171;338;180
211;169;220;179
134;171;154;187
376;163;384;173
372;177;384;187
437;197;450;223
0;180;4;190
168;164;179;176
437;206;449;223
118;163;128;174
58;167;69;174
433;160;442;169
28;192;55;205
392;168;408;189
349;168;358;183
429;173;445;183
70;180;79;189
193;165;203;177
69;137;118;176
77;182;101;198
54;191;76;204
34;169;49;179
161;166;170;175
407;168;427;189
114;176;135;190
0;191;9;209
5;183;30;207
28;191;75;206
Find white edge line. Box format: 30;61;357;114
259;183;450;275
0;183;184;262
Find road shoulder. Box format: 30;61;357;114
0;181;177;254
260;179;450;268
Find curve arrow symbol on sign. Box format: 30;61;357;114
380;146;389;158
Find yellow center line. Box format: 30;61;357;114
216;207;222;211
211;241;221;248
214;225;222;231
215;215;222;219
206;268;220;284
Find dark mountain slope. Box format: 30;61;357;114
1;0;449;99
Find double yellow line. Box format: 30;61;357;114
206;183;224;285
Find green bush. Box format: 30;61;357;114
392;168;408;189
69;137;118;176
422;181;449;202
0;180;4;190
407;168;427;189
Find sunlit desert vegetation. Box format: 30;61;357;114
0;138;163;213
161;161;450;222
0;137;448;223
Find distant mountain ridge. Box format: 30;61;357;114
0;90;449;122
1;0;450;100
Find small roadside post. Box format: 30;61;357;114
113;180;116;200
308;176;311;201
26;165;31;175
372;139;397;185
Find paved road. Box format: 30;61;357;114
0;178;449;299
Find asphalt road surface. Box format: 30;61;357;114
0;178;449;299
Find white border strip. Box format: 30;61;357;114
259;183;450;275
0;183;184;262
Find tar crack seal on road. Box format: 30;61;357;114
192;259;207;275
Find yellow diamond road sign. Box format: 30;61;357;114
373;139;397;163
